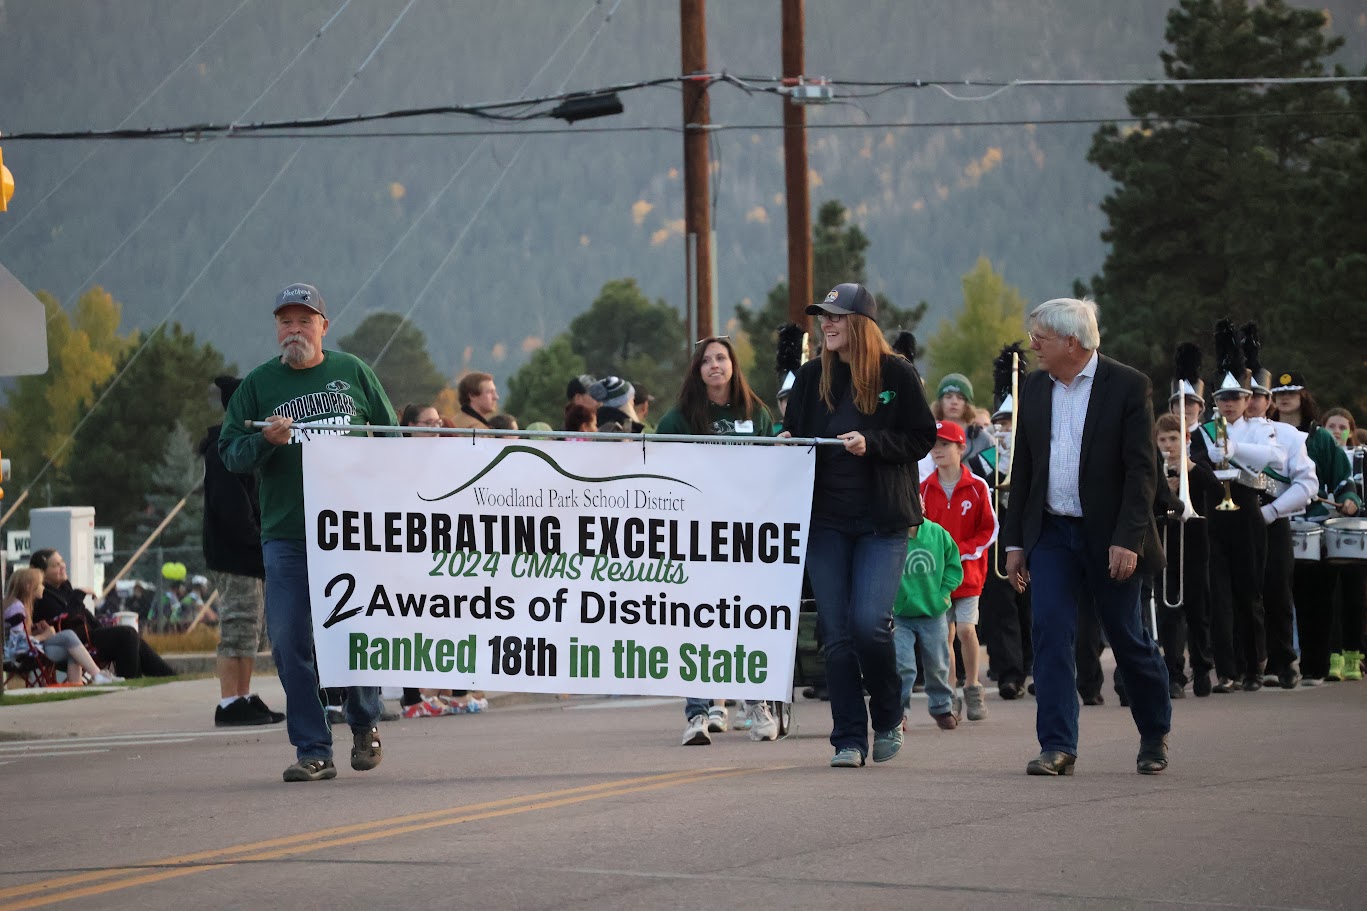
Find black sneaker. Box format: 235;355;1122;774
351;726;383;771
216;697;273;727
283;759;336;782
247;694;285;724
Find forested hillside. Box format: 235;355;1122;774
0;1;1364;383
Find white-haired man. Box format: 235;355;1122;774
1002;298;1172;776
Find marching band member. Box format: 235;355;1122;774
1157;344;1220;697
978;345;1033;701
1200;321;1284;693
1241;326;1318;690
1272;372;1364;685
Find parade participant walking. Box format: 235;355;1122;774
920;421;997;721
1200;322;1284;693
201;376;283;727
220;283;398;783
781;282;937;768
657;337;780;744
1273;371;1363;684
892;518;963;730
1002;298;1171;776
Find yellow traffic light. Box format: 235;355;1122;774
0;147;13;211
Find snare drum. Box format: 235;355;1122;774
1290;521;1324;562
1323;517;1367;563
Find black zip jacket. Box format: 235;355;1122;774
784;354;937;532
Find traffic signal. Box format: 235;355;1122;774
0;147;13;212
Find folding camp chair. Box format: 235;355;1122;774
3;628;60;690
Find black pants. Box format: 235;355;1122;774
1206;485;1267;679
1261;517;1298;675
1157;516;1213;683
1294;561;1339;678
981;542;1032;686
1330;564;1367;654
89;626;175;678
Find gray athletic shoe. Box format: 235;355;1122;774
964;684;988;721
682;714;711;745
872;726;904;763
830;747;865;768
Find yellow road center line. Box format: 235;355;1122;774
0;766;779;911
0;768;706;902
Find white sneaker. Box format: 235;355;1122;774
706;705;729;733
682;714;711;746
91;672;124;685
746;702;779;741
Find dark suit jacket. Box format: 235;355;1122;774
1001;353;1163;574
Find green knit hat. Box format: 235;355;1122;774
936;373;974;405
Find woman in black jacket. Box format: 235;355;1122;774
782;283;937;767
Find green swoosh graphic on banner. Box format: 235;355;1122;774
418;445;699;502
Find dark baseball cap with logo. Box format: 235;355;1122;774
806;282;878;323
273;283;327;318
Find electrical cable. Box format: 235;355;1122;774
45;0;359;318
368;0;628;369
4;0;413;512
0;0;254;248
329;0;606;328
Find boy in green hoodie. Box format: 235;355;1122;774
893;517;965;730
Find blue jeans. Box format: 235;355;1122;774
1028;514;1171;756
684;698;713;721
805;517;908;756
893;614;953;716
263;539;383;761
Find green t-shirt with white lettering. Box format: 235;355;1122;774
219;350;396;542
655;401;775;438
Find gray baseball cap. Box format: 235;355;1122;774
273;283;326;317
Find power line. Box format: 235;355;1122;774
4;0;413;514
49;0;360;316
5;72;1366;143
369;0;629;370
0;0;254;248
329;0;607;328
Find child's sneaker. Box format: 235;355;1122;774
682;714;711;746
964;684;988;721
707;705;729;732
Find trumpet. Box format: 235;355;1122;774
1214;415;1240;512
991;351;1020;580
1160;428;1199;609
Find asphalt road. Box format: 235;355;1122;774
2;677;1365;911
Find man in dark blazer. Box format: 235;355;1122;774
1003;298;1172;776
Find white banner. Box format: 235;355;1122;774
303;437;814;700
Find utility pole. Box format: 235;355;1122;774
680;0;714;342
781;0;812;327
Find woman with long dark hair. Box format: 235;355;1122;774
656;337;779;743
781;283;937;767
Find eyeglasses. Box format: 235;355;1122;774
817;313;848;323
1028;331;1061;345
413;419;444;427
694;335;731;347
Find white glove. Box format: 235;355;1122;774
1260;504;1277;526
1222;439;1238;461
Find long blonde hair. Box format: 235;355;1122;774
5;567;42;611
820;317;894;414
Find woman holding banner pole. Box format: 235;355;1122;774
781;283;938;768
657;337;780;745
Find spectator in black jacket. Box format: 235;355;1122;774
201;376;283;726
30;549;174;678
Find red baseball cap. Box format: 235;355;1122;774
935;421;966;445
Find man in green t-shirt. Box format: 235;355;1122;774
220;283;397;783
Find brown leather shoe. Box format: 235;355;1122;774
1026;750;1076;776
1137;735;1168;774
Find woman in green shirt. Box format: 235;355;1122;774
657;337;779;744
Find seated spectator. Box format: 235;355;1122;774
5;567;121;685
29;549;175;678
633;384;657;431
487;414;518;432
567;375;599;414
452;373;499;429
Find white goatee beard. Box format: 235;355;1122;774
280;335;316;367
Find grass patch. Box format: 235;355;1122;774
0;689;104;706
